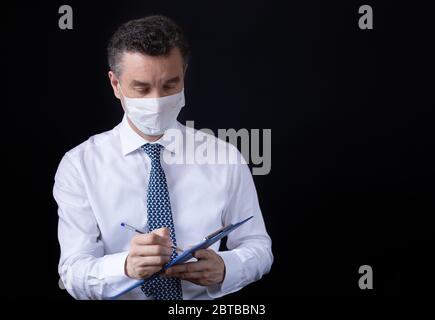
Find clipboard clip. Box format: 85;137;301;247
204;225;231;240
203;216;254;240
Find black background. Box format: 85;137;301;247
4;0;434;301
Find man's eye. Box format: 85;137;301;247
164;85;176;90
136;88;149;94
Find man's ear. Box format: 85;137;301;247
108;71;121;99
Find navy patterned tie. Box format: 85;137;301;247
140;143;183;300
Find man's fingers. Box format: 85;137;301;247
153;227;170;238
171;272;203;280
193;249;213;259
133;232;172;247
137;266;161;277
132;244;173;256
165;260;208;275
136;255;171;267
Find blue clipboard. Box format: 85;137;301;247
108;215;253;299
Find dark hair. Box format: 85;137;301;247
107;15;190;76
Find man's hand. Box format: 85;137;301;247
125;227;173;279
162;249;225;286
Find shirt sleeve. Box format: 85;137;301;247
53;153;138;300
206;152;274;298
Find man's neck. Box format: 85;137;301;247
127;117;163;142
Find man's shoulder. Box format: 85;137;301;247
54;123;122;183
63;123;121;162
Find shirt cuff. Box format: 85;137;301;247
97;251;140;299
206;250;244;299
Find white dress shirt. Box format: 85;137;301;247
53;115;273;300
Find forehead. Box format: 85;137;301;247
119;47;184;81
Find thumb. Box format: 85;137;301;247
193;249;212;260
152;227;171;241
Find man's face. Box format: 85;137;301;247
109;47;186;108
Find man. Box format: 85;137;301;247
54;15;273;300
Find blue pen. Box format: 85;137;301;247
120;222;183;252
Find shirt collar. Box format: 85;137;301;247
118;114;182;156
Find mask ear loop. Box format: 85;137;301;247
117;81;125;97
117;82;128;111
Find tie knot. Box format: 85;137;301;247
142;143;163;162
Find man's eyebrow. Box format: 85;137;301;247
130;80;150;86
130;77;180;86
164;76;180;84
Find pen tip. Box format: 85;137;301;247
120;222;125;227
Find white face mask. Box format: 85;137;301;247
119;84;185;136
